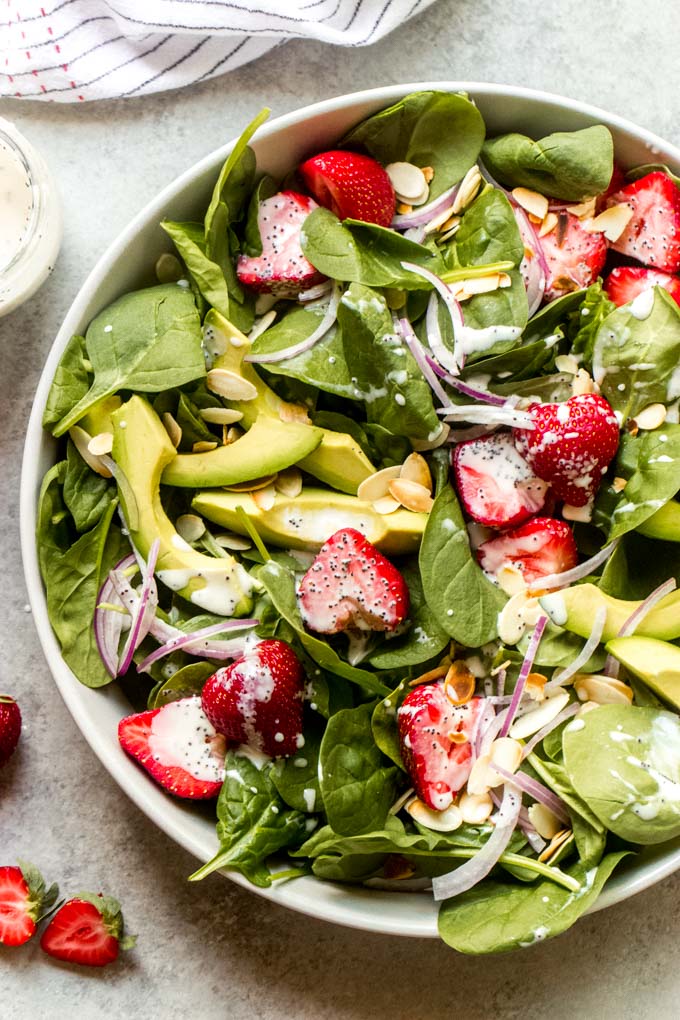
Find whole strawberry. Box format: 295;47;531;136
201;639;305;757
40;893;136;967
0;695;21;767
0;861;59;946
299;150;396;227
514;394;619;507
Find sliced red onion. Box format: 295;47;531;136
471;699;496;763
136;619;258;673
441;370;508;407
117;539;160;676
408;264;464;373
94;580;129;680
604;577;677;677
245;283;339;364
432;784;522;901
491;765;571;827
479;706;509;757
447;424;498;443
529;539;619;594
545;605;608;692
477;159;510;195
403;226;426;244
247;309;277;342
518;806;547;853
391;182;460;229
495;667;507;698
521;703;580;759
500;615;548;737
398;317;450;407
439;403;535;429
298;280;333;303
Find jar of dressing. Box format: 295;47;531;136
0;117;62;318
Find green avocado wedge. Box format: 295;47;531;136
638;500;680;542
111;395;254;616
540;583;680;642
606;635;680;710
192;487;426;555
161;417;323;487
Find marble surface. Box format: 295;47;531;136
1;1;680;1016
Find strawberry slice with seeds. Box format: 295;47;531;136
236;190;326;296
452;431;549;528
118;696;226;799
514;394;620;507
604;265;680;308
606;171;680;272
297;528;409;635
201;639;304;758
299;150;396;227
0;862;59;947
477;517;578;588
540;211;607;300
398;686;485;811
40;893;135;967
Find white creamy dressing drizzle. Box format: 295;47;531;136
283;507;373;543
148;696;225;783
629;287;656;320
607;716;680;822
157;561;253;615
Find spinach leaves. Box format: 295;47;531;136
43;333;90;429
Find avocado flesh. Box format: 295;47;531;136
111;395;254;616
540;583;680;642
638;500;680;542
192;487;426;556
205;310;375;494
80;395;122;436
606;635;680;710
161;417;323;488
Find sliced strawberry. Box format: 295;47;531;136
40;893;135;967
398;687;485;811
477;517;578;587
540;211;607;300
604;265;680;308
299;150;396;227
607;171;680;272
514;394;620;507
236;190;326;296
0;695;21;767
118;696;225;799
297;528;409;635
452;431;549;528
201;640;304;758
0;862;59;947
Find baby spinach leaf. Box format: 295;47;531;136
271;715;324;813
368;564;449;669
438;852;627;954
341;90;485;199
592;287;680;419
205;108;269;249
527;753;606;838
243;174;278;256
252;306;351;397
62;439;116;532
43;333;90;431
147;661;216;709
319;702;399;836
161;219;230;319
53;284;205;436
482;125;614;201
190;752;306;886
563;704;680;844
371;679;408;768
569;279;615;362
599;532;680;601
491;372;573;404
627;163;680;189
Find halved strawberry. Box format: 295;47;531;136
604;265;680;308
540;211;607;300
514;394;620;507
298;150;396;227
297;528;409;635
452;431;549;528
40;893;135;967
0;862;59;947
118;696;225;799
398;686;485;811
477;517;578;588
236;190;326;296
606;171;680;272
201;639;304;758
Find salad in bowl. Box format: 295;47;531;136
32;88;680;954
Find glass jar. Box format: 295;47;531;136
0;117;62;318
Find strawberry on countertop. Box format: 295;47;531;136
0;694;21;767
40;893;135;968
540;211;607;300
477;517;578;588
514;394;620;507
299;150;396;227
606;171;680;272
236;190;326;296
297;528;409;635
604;265;680;308
452;431;549;528
201;639;305;758
0;862;59;947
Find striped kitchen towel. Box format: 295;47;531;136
1;0;438;102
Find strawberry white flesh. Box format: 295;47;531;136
453;431;549;528
477;517;579;587
236;190;325;296
607;171;680;272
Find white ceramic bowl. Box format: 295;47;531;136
21;83;680;938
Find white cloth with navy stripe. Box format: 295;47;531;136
2;0;436;101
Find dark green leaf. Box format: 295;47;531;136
62;439;116;532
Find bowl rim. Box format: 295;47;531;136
20;80;680;939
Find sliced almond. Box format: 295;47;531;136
498;273;512;289
357;465;402;503
555;353;580;374
176;514;206;543
199;407;244;425
583;204;634;242
488;737;523;786
452;166;482;214
577;700;601;717
396;201;413;215
388;478;434;513
278;400;312;425
496;565;528;598
386;161;428;202
409;664;449;688
420;165;435;184
512;187;549;220
562;500;594;523
444;661;476;705
467;753;493;796
509;690;570;740
612;476;628;493
528;803;563;840
538;828;572;864
633;402;667;431
573;674;633;706
162;412;182;449
222;473;277;493
497;591;533;646
192;441;218;453
275;466;303;499
372;495;401;515
206;368;258;401
571;367;595;396
69;426;112;478
460;273;502;296
439;221;462;243
225;426;244;445
459;791;494;825
252;483;277;512
411;423;450;451
407;797;463;832
538;211;558;237
566;197;597;219
423;205;457;234
399;452;432;492
525;672;547;702
214;532;253;551
87;431;114;457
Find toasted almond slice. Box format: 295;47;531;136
411;423;450;451
512;187;549;220
498;273;512;289
223;473;277;493
199;407;244;425
162;411;182;449
225;426;244;445
372;495;401;515
452;166;482;214
252;483;277;511
509;690;570;740
582;204;634;242
572;367;595;396
275;466;303;499
439;222;462;243
69;426;113;478
399;452;433;491
357;465;402;503
444;661;476;705
566;196;597;219
555;353;580;374
538;828;572;863
176;513;206;543
467;753;493;796
386;162;428;201
458;790;494;825
496;565;528;598
214;532;253;551
524;244;535;260
562;500;594;523
407;797;463;833
206;368;258;401
573;674;633;705
420;165;435;183
87;431;114;456
528;213;542;225
539;211;558;237
278;400;312;425
497;590;533;646
423;204;457;234
389;478;434;513
612;476;628;493
409;664;449;687
459;273;502;296
576;700;601;717
528;802;563;840
525;672;547;702
488;737;523;787
192;440;218;453
448;730;468;744
634;402;667;431
396;201;413;215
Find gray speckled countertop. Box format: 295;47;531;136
2;2;680;1016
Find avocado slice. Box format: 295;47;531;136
540;583;680;642
192;487;426;556
204;309;375;494
638;500;680;542
606;635;680;710
111;395;254;616
161;417;323;488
